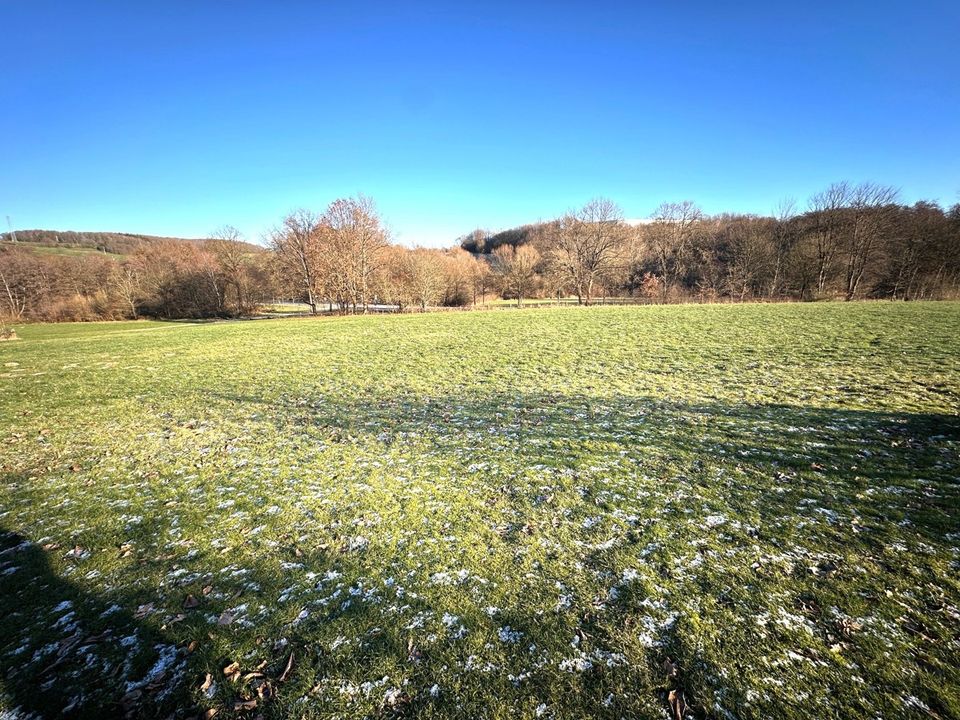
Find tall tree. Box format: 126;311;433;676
807;182;850;297
649;201;703;300
268;210;324;314
841;183;899;300
493;244;540;306
550;199;628;305
322;195;389;313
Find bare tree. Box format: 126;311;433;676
842;183;899;300
769;198;797;298
550;198;628;305
210;225;258;314
268;210;324;313
807;182;851;297
649;201;703;300
723;216;775;301
406;248;446;311
322;195;389;313
111;264;143;318
493;244;540;306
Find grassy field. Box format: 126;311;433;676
1;303;958;720
6;241;124;258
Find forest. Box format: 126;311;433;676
2;183;958;322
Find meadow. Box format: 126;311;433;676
0;302;958;720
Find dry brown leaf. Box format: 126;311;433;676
278;652;294;683
183;594;200;609
223;661;241;682
186;640;199;653
203;710;218;720
407;637;423;663
662;657;678;679
217;611;234;626
668;689;687;720
200;673;213;692
233;699;257;711
202;585;214;595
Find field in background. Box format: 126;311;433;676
1;303;958;719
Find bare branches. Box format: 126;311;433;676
549;199;628;305
493;244;540;306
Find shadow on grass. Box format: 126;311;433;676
204;388;960;547
0;521;430;719
0;527;190;719
3;387;959;719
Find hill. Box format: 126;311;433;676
0;229;263;256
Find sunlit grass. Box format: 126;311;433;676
1;302;958;719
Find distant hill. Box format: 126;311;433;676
0;229;263;256
460;221;561;255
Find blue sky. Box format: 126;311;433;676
2;2;958;247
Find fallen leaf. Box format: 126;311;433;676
278;652;294;683
223;661;241;683
254;679;274;700
233;699;257;711
662;657;678;679
183;594;200;609
217;611;234;626
668;689;687;720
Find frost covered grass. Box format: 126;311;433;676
1;302;958;719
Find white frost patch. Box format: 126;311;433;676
126;644;180;692
498;626;523;644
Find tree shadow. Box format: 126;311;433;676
5;387;959;718
203;388;960;548
0;527;190;718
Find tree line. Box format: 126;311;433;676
1;184;958;322
464;184;960;304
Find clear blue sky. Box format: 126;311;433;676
2;2;958;247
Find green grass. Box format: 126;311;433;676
7;241;124;258
1;302;958;719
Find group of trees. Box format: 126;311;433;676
0;195;493;321
0;233;273;322
2;183;958;322
267;195;492;314
465;183;960;304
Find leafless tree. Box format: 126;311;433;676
550;198;628;305
268;210;324;313
841;183;899;300
493;244;540;306
111;264;143;318
322;195;389;313
649;201;703;300
769;198;797;297
808;182;851;297
406;248;446;311
209;225;257;314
